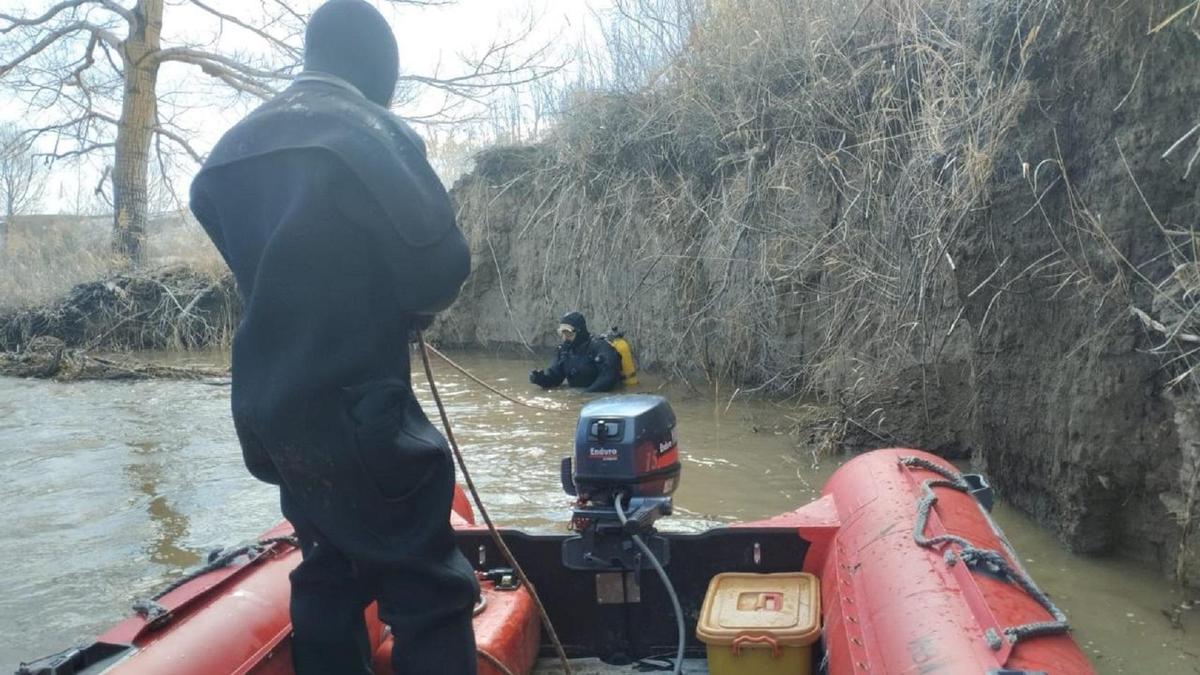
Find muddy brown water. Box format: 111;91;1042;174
0;351;1195;673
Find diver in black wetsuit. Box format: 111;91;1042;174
188;2;477;673
530;311;622;393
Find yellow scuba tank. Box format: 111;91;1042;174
604;328;638;387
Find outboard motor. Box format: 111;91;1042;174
561;395;681;570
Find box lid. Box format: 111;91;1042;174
695;572;820;647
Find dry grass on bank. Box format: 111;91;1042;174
452;0;1200;582
0;213;227;311
458;0;1198;402
459;0;1047;398
0;213;236;352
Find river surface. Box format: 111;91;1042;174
0;351;1196;673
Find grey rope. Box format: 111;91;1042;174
133;535;298;621
899;456;1070;648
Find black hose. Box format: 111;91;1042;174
614;495;685;675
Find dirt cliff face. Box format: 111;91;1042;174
952;5;1200;576
440;1;1198;583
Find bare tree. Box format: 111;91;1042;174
0;124;46;253
0;0;559;266
0;1;297;264
594;0;706;90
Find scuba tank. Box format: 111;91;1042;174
602;328;638;387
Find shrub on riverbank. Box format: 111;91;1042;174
0;267;237;353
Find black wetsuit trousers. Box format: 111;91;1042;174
281;488;477;675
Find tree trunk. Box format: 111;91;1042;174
112;0;162;266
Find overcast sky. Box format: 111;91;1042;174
0;0;611;212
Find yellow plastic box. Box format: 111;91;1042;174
695;572;821;675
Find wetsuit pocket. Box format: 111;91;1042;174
345;379;449;502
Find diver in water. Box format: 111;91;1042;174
188;1;477;673
530;311;623;393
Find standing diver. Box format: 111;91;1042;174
188;1;477;673
529;311;623;393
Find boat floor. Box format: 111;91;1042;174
532;658;709;674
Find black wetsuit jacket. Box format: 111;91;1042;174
531;324;622;393
189;77;472;583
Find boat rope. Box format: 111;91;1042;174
899;456;1070;649
417;333;573;674
423;342;565;412
132;535;299;622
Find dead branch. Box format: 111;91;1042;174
1132;306;1200;344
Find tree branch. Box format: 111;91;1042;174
96;34;123;73
37;141;116;160
152;130;186;212
267;0;305;25
0;0;131;34
0;21;122;77
93;0;135;24
186;0;301;61
152;123;203;164
69;32;101;99
26;111;116;137
154;47;288;99
152;46;288;80
23;110;119;164
94;164;112;206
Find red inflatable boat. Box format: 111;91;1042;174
19;428;1094;675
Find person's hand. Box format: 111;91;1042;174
529;369;542;384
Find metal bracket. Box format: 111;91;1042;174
481;567;521;591
595;572;641;604
562;527;670;571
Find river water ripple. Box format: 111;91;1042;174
0;351;1195;673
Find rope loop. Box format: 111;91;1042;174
132;535;299;619
898;456;1070;650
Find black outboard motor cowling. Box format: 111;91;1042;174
562;395;681;504
561;396;681;571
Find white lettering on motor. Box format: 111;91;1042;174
589;447;620;461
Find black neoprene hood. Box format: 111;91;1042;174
304;0;400;106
